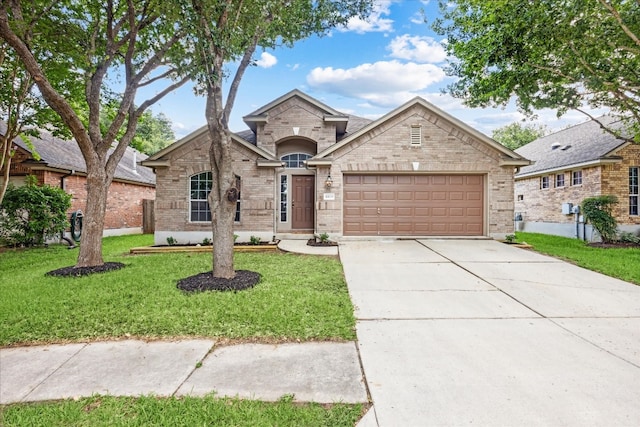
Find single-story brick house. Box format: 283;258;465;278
514;116;640;239
2;122;156;237
142;90;529;245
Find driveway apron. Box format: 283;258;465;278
341;239;640;427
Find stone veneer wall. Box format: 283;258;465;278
514;143;640;234
315;105;516;239
153;132;276;244
255;98;338;153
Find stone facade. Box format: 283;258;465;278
146;91;527;244
515;142;640;238
317;105;517;238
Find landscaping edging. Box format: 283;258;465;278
129;244;279;254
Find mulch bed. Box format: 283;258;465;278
46;262;125;277
177;270;261;293
307;238;338;247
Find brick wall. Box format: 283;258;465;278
40;171;154;230
256;97;337;154
154;133;275;238
514;143;640;226
317;105;516;238
602;143;640;226
153;99;519;240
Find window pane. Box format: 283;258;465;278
281;153;311;168
190;172;212;222
280;175;288;221
631;168;639;216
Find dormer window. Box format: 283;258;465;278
410;125;422;146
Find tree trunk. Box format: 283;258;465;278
75;163;109;267
208;124;236;279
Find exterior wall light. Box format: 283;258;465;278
325;174;333;189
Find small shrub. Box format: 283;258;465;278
202;237;211;246
618;231;640;244
249;235;261;245
505;234;516;243
319;232;330;243
582;195;618;243
234;234;239;242
166;236;177;246
0;181;71;246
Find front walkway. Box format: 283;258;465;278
341;239;640;427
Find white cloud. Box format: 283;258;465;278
410;12;426;25
306;60;446;107
342;0;394;34
256;52;277;68
387;34;447;63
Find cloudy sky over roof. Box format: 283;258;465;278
144;0;602;140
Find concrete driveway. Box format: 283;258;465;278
341;239;640;427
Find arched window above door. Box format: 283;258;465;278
281;153;312;168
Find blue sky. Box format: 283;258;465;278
148;0;597;140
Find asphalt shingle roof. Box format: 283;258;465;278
2;121;155;186
515;116;629;176
232;114;372;146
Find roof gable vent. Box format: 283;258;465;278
410;125;422;146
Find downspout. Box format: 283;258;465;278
60;170;76;248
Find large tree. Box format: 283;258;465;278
433;0;640;142
132;111;175;155
0;15;72;204
0;0;191;268
185;0;372;279
492;122;549;150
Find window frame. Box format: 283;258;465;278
630;167;639;216
555;173;565;188
189;172;241;223
280;175;288;222
189;171;212;223
281;153;312;168
540;176;550;189
571;170;583;186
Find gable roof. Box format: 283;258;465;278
142;124;279;167
514;116;630;178
243;89;351;134
310;96;530;166
1;121;155;186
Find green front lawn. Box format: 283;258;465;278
0;235;362;425
516;232;640;285
0;234;356;346
0;395;365;427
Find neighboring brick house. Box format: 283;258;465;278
143;90;529;245
2;122;156;237
514;116;640;239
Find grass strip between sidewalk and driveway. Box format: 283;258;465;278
0;395;366;427
0;234;356;346
516;232;640;285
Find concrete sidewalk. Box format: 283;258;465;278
342;239;640;427
0;340;367;405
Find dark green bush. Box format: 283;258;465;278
0;181;72;246
581;195;618;243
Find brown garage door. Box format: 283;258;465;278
343;175;484;236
